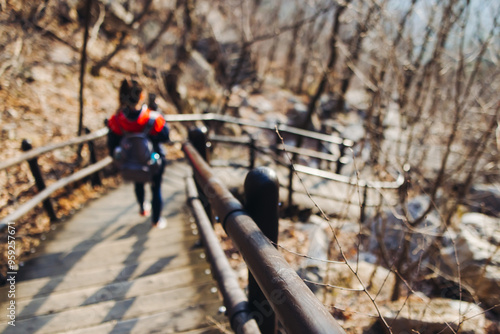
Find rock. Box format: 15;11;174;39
439;213;500;312
30;66;53;83
319;94;338;118
286;103;320;130
367;195;441;263
1;123;16;140
340;123;365;142
217;122;242;137
321;260;396;315
468;184;500;217
50;44;75;65
4;108;18;119
180;51;221;97
461;212;500;245
379;297;485;334
296;215;397;302
247;95;273;114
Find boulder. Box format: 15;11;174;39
367;196;441;263
468;184;500;217
286;103;320;130
180;51;221;96
379;297;485;334
439;213;500;311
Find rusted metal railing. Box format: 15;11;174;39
183;141;346;334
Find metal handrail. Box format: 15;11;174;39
165;113;353;147
183;142;346;334
186;177;260;334
294;164;404;190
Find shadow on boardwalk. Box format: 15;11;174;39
0;160;227;334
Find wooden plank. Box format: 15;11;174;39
0;249;208;300
3;264;214;320
16;236;204;280
62;301;227;334
37;220;196;255
0;283;221;334
0;161;225;334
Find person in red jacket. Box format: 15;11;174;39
107;79;170;229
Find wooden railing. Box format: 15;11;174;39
0;128;111;230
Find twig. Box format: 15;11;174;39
275;126;393;333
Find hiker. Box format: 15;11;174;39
107;79;170;229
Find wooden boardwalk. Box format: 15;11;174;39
0;160;227;334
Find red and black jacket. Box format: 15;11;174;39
107;105;170;158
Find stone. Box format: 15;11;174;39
439;213;500;312
286;103;320;130
379;297;486;334
461;212;500;245
180;51;221;96
468;184;500;217
367;195;441;263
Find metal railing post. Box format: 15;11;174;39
288;160;295;210
188;127;212;221
274;122;281;156
188;126;209;161
316;139;324;169
21;139;57;222
360;184;368;223
336;141;346;174
249;135;256;170
244;167;279;334
85;127;102;187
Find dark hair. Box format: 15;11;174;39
119;79;143;107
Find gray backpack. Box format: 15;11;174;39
113;116;161;183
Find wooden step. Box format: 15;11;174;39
0;282;222;334
2;263;214;320
2;249;208;300
62;301;227;334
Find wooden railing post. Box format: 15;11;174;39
244;167;280;334
21;139;57;222
85;127;102;187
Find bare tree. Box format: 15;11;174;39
162;0;196;113
296;0;353;150
283;4;304;89
335;0;381;113
295;11;328;94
